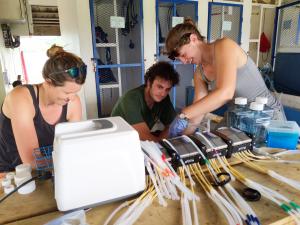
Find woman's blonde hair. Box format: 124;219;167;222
42;44;86;86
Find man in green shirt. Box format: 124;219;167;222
111;61;180;141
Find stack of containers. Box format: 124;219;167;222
14;164;36;194
0;164;36;195
238;102;272;147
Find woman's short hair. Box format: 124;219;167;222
42;44;87;86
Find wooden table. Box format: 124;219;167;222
2;154;300;225
0;179;57;224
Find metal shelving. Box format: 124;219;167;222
90;0;144;117
207;2;243;44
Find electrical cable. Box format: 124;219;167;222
145;160;167;207
273;150;300;156
0;171;52;203
185;143;242;224
180;165;200;225
235;151;300;191
103;201;130;225
142;141;198;200
246;149;300;163
198;136;261;224
112;180;155;225
223;156;300;224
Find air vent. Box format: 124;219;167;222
30;5;60;36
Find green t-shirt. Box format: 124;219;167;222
111;85;176;129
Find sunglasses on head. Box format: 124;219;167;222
49;64;87;79
167;32;192;60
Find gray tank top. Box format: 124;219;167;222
199;56;285;120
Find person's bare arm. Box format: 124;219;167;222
3;87;39;167
66;95;82;121
182;67;210;135
132;122;162;142
182;38;238;120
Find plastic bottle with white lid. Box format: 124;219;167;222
249;102;271;128
239;102;271;147
255;97;274;118
226;97;249;129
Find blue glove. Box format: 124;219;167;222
169;116;189;138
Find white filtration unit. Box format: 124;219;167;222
53;117;145;211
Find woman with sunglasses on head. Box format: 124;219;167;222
0;45;87;173
165;20;285;137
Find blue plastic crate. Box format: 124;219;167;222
33;145;53;171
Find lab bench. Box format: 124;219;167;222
1;153;300;225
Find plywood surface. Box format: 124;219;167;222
3;154;300;225
0;179;57;224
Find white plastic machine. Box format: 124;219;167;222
52;117;145;211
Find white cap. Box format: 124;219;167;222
234;97;247;105
1;178;11;187
14;172;32;186
250;102;264;111
18;180;36;195
14;172;36;194
255;97;268;105
4;184;15;194
5;172;15;180
15;163;32;175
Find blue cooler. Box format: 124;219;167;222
266;120;299;149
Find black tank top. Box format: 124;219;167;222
0;85;68;172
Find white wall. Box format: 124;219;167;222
57;0;96;119
143;0;156;69
75;0;98;119
198;1;208;37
